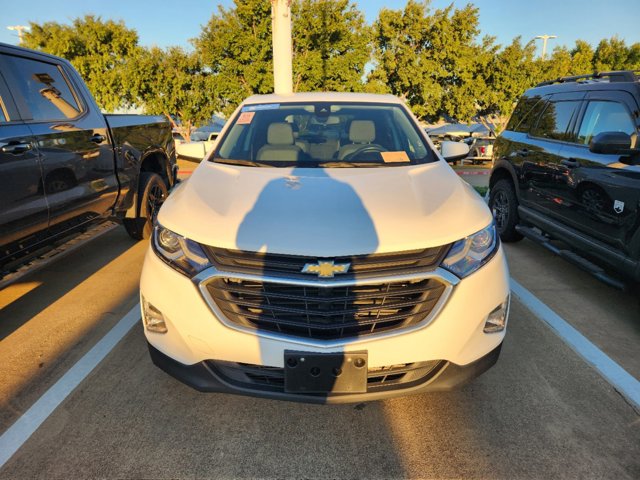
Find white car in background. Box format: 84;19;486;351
175;131;219;161
175;120;226;161
140;92;510;403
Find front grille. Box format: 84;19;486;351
203;246;450;278
204;277;446;340
209;360;445;394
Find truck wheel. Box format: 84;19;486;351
123;173;167;240
489;179;523;242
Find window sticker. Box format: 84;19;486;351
237;111;255;125
241;103;280;112
381;151;410;163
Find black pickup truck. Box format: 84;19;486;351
0;43;177;271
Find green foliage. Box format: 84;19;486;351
292;0;370;92
480;37;539;126
19;7;640;129
544;46;573;79
194;0;274;115
570;40;595;74
126;47;219;140
369;1;444;118
594;36;632;71
22;15;140;111
369;1;494;122
194;0;371;114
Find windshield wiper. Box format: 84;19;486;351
213;158;272;168
317;161;386;168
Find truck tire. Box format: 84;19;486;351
123;172;167;240
489;179;523;242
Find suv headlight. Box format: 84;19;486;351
442;222;498;278
152;224;211;277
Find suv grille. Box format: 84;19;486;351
209;360;445;394
204;277;446;340
203;246;449;278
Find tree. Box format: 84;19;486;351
369;1;443;119
570;40;595;74
22;15;140;111
194;0;274;115
593;36;631;71
480;37;539;129
195;0;372;114
627;43;640;69
291;0;370;92
541;46;573;80
126;47;219;140
369;1;494;122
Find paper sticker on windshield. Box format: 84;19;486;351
381;151;410;163
241;103;280;112
237;111;255;125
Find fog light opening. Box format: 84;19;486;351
484;296;509;333
142;297;168;334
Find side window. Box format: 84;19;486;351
577;101;636;146
2;55;82;121
531;100;580;142
0;100;6;122
507;96;546;133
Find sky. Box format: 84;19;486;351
1;0;638;56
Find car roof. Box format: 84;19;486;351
242;92;403;105
0;42;68;64
524;71;640;98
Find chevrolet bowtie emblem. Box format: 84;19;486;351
301;260;350;278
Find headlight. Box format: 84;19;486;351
441;222;498;278
152;224;212;277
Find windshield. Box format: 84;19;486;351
212;102;435;167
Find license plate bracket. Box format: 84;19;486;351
284;351;368;394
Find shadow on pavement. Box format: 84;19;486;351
0;229;136;341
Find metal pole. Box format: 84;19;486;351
535;34;557;60
7;25;29;44
270;0;293;94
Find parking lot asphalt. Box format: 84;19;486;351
0;223;639;479
0;230;146;431
1;302;638;478
505;240;640;380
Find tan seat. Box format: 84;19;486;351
256;123;301;162
337;120;375;160
308;138;340;161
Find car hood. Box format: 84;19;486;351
158;161;492;257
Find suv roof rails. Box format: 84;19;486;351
535;70;640;87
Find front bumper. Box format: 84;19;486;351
141;244;510;402
148;340;503;404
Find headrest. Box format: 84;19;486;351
267;123;294;146
349;120;375;143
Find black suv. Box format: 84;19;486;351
489;71;640;287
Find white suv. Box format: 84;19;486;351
140;92;510;403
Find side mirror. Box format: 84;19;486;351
208;132;219;142
440;141;469;162
589;131;631;154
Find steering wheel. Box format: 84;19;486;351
343;144;388;161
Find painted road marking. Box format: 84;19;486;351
511;278;640;411
0;304;140;469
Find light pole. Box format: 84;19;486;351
535;34;557;60
270;0;293;95
7;25;29;44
